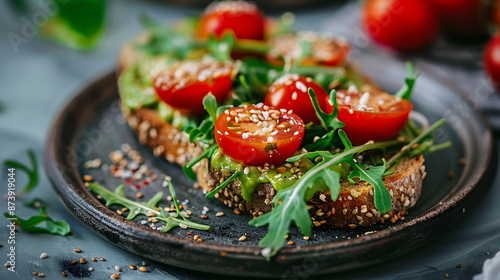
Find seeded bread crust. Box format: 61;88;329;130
122;104;426;228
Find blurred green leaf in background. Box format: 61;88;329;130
8;0;108;50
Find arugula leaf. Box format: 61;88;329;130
88;182;209;232
4;205;70;236
183;144;218;181
4;149;39;195
387;118;448;167
139;14;201;58
303;89;344;151
205;171;241;198
339;131;391;213
395;61;419;100
208;33;235;61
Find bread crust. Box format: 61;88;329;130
122;105;426;228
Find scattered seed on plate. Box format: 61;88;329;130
70;260;77;265
40;253;48;259
99;257;106;261
136;192;144;198
141;261;147;266
38;273;45;277
216;212;224;217
139;266;148;272
73;248;82;253
115;265;121;272
33;272;38;275
91;257;97;262
62;271;68;277
238;235;247;242
88;267;94;271
80;258;87;264
110;273;120;279
83;175;93;182
287;241;295;245
303;236;310;241
129;264;137;270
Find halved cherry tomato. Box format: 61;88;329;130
327;88;413;145
154;59;235;115
214;104;305;165
196;1;266;41
264;74;329;124
267;32;350;67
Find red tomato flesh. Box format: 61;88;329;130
214;104;305;165
329;89;412;145
154;59;235;115
264;74;329;125
196;1;266;41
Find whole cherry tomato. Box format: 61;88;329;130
484;33;500;90
214;104;305;165
264;74;329;124
154;59;235;115
196;1;266;41
363;0;439;53
327;88;413;145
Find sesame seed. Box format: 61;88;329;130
115;266;121;271
139;266;148;272
88;267;94;271
73;248;82;253
238;235;247;242
62;271;68;277
303;236;310;240
99;257;106;261
40;253;48;259
216;212;224;217
110;273;120;279
83;175;93;182
80;258;87;264
38;273;45;277
129;264;137;270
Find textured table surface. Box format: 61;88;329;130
1;1;500;279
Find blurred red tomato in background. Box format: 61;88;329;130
362;0;439;53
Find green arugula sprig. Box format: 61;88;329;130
3;149;38;195
208;33;235;62
396;62;419;100
4;199;70;236
303;89;345;151
88;182;209;232
183;94;232;179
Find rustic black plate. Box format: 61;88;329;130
45;59;494;278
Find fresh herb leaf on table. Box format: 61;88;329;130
89;181;210;232
4;199;70;236
3;149;39;195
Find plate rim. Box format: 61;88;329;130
44;70;495;277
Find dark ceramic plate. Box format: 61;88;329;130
45;57;494;278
